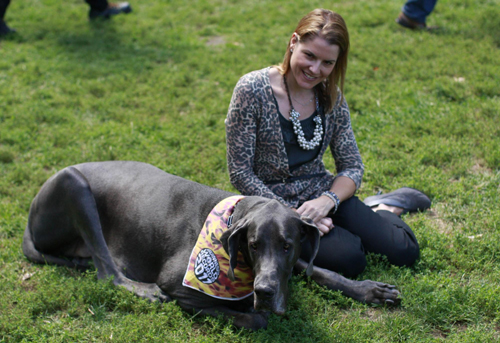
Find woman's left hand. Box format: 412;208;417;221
316;217;334;236
296;197;335;236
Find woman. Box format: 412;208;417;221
225;9;430;278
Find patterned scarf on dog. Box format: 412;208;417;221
182;195;254;300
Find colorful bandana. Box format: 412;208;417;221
182;195;254;300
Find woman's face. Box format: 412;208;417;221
289;34;340;90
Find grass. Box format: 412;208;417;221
1;0;499;341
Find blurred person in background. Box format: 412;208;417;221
0;0;132;36
396;0;438;30
0;0;14;35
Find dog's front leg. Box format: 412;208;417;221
294;259;401;305
191;306;269;330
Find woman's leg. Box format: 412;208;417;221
402;0;438;24
333;196;420;267
301;225;367;278
85;0;109;12
0;0;11;20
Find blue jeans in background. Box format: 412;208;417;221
402;0;438;24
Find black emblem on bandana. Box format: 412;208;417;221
194;248;220;284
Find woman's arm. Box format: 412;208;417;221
225;75;288;205
296;94;363;235
296;176;355;235
329;95;364;190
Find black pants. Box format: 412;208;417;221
0;0;10;20
301;196;420;278
84;0;109;12
0;0;110;19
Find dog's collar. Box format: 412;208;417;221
226;196;243;229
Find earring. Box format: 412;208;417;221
290;49;293;53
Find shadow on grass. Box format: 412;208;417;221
432;9;500;48
474;11;500;48
51;20;197;78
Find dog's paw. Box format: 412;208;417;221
156;290;171;303
357;280;401;306
137;284;171;303
234;311;269;331
117;279;171;303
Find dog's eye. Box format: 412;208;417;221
250;242;257;251
284;243;290;252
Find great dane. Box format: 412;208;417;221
23;161;400;330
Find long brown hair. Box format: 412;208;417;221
277;9;350;113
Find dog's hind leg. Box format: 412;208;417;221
24;166;170;303
22;224;91;269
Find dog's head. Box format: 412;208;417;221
220;198;320;315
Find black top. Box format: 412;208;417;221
279;111;324;172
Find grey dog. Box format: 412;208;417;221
22;161;400;330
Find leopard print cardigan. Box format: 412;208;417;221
225;67;364;208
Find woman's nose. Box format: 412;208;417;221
309;61;321;74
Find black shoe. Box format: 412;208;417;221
0;20;16;36
89;2;132;20
364;187;431;215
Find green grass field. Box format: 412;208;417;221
1;0;499;341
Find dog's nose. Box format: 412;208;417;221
254;285;275;299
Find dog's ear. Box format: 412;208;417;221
220;219;249;281
300;216;320;277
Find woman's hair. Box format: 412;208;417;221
277;9;350;113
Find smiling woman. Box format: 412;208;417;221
276;9;349;115
287;36;339;99
225;8;430;282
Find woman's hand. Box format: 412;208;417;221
296;196;335;236
316;217;334;236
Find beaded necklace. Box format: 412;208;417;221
283;75;323;151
